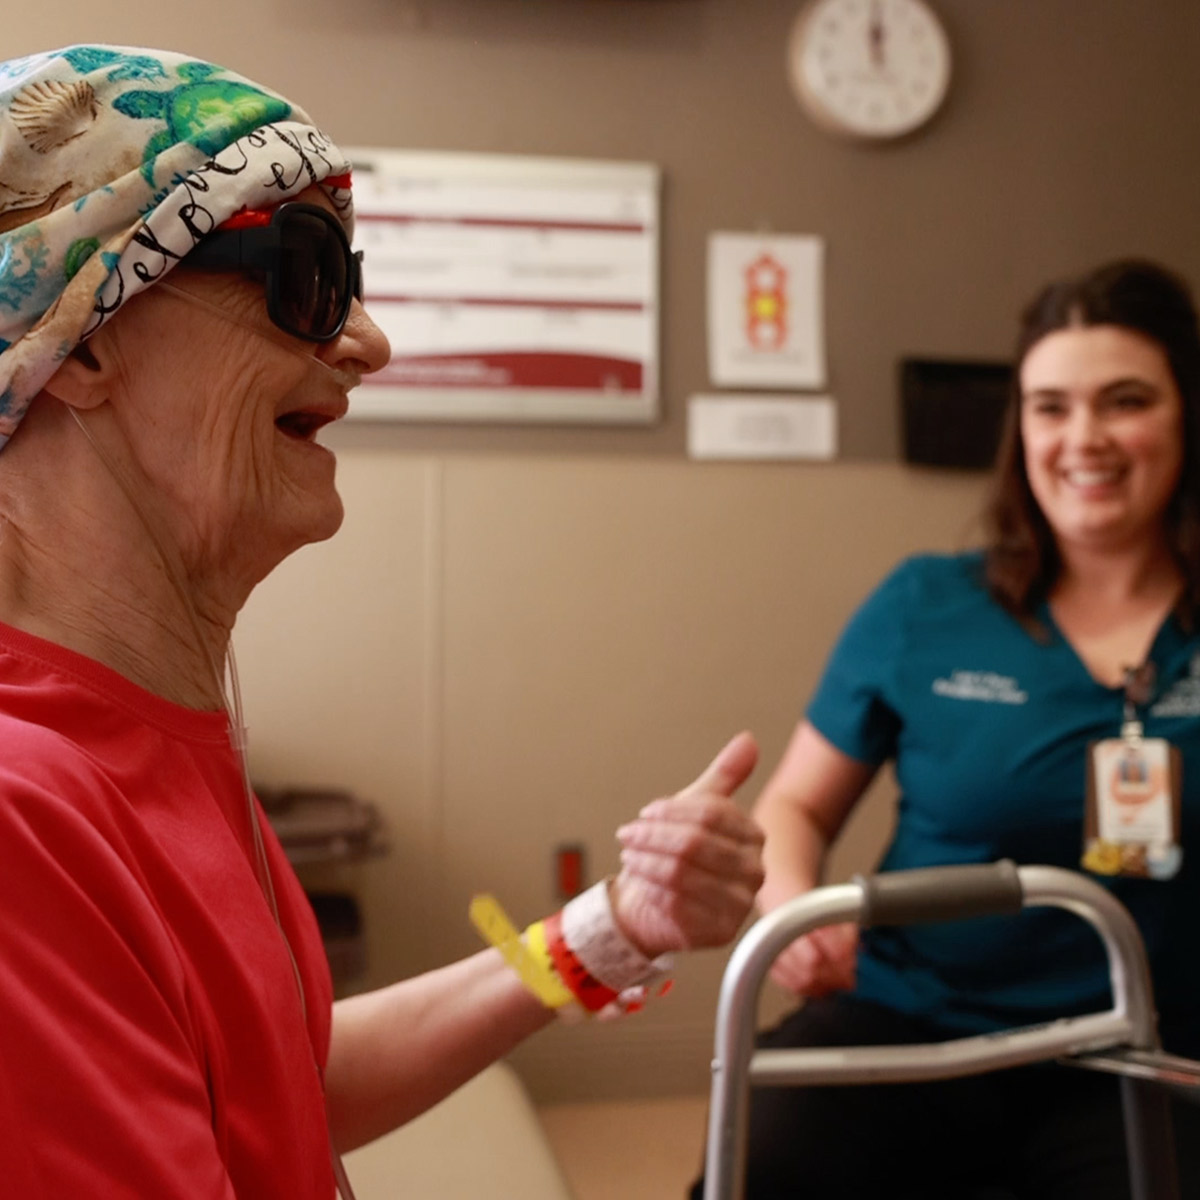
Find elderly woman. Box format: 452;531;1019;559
0;46;765;1196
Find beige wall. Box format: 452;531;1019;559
233;457;985;1099
7;1;1198;1100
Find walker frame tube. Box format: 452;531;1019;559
703;863;1178;1200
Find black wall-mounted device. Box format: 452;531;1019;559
899;357;1013;470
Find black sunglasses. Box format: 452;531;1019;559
185;203;364;343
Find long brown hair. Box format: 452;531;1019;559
982;259;1200;628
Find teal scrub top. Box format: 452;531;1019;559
807;553;1200;1053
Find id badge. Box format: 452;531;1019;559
1083;737;1183;879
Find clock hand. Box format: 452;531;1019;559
869;0;886;69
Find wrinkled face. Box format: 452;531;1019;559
1019;324;1184;557
94;186;391;591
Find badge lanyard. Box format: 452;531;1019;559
1082;662;1183;880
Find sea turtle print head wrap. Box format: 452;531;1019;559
0;44;355;450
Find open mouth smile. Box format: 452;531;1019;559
275;409;338;441
274;390;351;442
1061;466;1125;488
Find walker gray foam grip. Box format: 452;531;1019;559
852;860;1024;928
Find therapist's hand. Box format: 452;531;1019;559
769;922;858;997
610;732;764;959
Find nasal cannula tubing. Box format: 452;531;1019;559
67;355;361;1198
156;280;363;394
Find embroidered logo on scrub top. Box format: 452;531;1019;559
1149;652;1200;718
932;670;1028;704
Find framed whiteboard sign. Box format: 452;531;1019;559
345;148;660;424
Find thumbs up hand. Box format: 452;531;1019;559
611;732;764;959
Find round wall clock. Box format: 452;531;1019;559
787;0;952;141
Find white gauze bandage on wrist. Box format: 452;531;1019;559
560;878;673;993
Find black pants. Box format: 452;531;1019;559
689;995;1200;1200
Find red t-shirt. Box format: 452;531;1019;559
0;621;335;1197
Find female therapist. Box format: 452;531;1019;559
702;259;1200;1199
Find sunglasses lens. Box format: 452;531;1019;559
276;210;350;339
